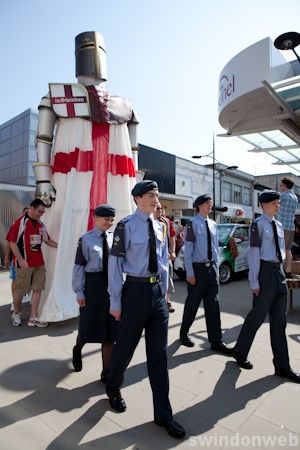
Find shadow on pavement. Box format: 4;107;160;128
173;279;300;325
0;358;105;429
45;362;280;450
0;302;79;344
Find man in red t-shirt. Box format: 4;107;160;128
7;199;57;327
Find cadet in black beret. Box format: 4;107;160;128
231;189;300;382
71;203;117;381
259;190;280;204
106;177;186;438
94;204;116;217
131;180;158;197
179;193;231;355
193;194;212;208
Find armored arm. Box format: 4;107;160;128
128;110;139;171
33;94;56;206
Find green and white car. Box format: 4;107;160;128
174;223;250;284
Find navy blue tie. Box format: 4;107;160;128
271;220;283;263
148;218;158;273
205;220;212;261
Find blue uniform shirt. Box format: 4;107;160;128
72;227;113;300
184;214;219;277
108;209;169;311
248;213;286;289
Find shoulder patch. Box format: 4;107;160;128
249;221;261;248
185;221;196;242
110;218;128;257
74;237;87;265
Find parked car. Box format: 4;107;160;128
174;223;250;284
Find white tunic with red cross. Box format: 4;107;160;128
39;84;137;322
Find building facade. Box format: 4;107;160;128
139;144;256;223
2;110;299;225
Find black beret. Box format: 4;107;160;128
131;180;158;196
193;194;212;207
94;204;116;217
259;190;280;204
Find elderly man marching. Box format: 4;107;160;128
179;194;231;354
106;180;186;439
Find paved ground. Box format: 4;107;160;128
0;270;300;449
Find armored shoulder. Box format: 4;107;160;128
74;237;87;265
249;220;261;248
185;220;196;243
110;218;129;257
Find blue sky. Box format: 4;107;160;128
2;0;300;175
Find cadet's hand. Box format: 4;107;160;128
186;276;196;285
251;288;260;296
77;298;86;307
110;309;121;321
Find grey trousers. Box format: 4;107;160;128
235;262;290;370
180;264;222;344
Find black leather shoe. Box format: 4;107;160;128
100;371;108;383
180;335;195;347
108;391;127;412
154;419;186;439
72;346;82;372
168;302;175;313
211;342;232;355
232;350;253;369
275;368;300;383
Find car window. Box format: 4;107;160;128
217;225;234;246
233;227;249;241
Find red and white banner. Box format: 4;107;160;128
39;118;136;322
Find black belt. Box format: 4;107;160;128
260;260;281;268
126;275;161;284
194;261;214;268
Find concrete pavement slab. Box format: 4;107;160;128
1;270;300;449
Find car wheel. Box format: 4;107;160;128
174;269;186;281
219;263;232;284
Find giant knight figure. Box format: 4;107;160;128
33;32;138;322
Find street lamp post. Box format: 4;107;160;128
192;133;238;221
192;134;217;217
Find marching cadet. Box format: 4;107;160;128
106;180;186;439
72;205;117;382
179;194;231;355
232;190;300;383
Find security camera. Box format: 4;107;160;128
227;130;232;136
